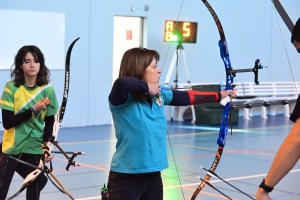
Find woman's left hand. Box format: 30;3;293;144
220;88;237;99
43;149;54;163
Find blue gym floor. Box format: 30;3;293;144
1;114;299;200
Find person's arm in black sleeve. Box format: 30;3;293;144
43;115;55;143
109;76;149;106
290;95;300;123
169;90;221;106
2;109;32;130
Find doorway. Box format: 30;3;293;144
112;16;146;83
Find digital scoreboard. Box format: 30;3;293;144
164;20;198;43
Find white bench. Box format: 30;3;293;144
235;81;299;119
173;81;300;122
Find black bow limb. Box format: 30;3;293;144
8;156;75;200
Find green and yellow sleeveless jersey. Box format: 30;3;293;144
0;81;59;155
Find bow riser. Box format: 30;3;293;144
218;41;234;147
218;105;230;146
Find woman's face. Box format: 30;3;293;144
143;58;161;84
22;53;40;78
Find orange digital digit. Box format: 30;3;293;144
183;22;190;37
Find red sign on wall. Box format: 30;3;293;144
126;30;132;40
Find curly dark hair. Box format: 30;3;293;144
291;18;300;43
11;45;50;87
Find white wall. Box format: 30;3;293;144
0;0;299;130
0;9;65;70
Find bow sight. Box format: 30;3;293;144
227;59;264;85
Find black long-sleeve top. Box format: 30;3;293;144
109;76;221;107
2;109;54;143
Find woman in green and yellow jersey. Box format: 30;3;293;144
0;45;59;200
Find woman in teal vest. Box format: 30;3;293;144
107;47;236;200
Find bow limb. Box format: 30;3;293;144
44;37;80;158
44;38;82;173
6;159;44;200
6;156;75;200
59;37;80;125
37;37;80;200
271;0;298;96
22;160;44;184
272;0;294;34
191;1;234;199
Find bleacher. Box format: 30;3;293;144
173;81;300;122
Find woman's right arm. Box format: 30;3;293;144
2;109;32;130
109;76;149;106
2;97;52;130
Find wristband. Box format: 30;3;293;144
31;106;38;115
259;178;273;193
31;106;39;120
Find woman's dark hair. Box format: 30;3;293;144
11;45;50;87
291;18;300;43
119;47;160;80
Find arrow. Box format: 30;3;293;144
197;176;233;200
200;165;255;200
